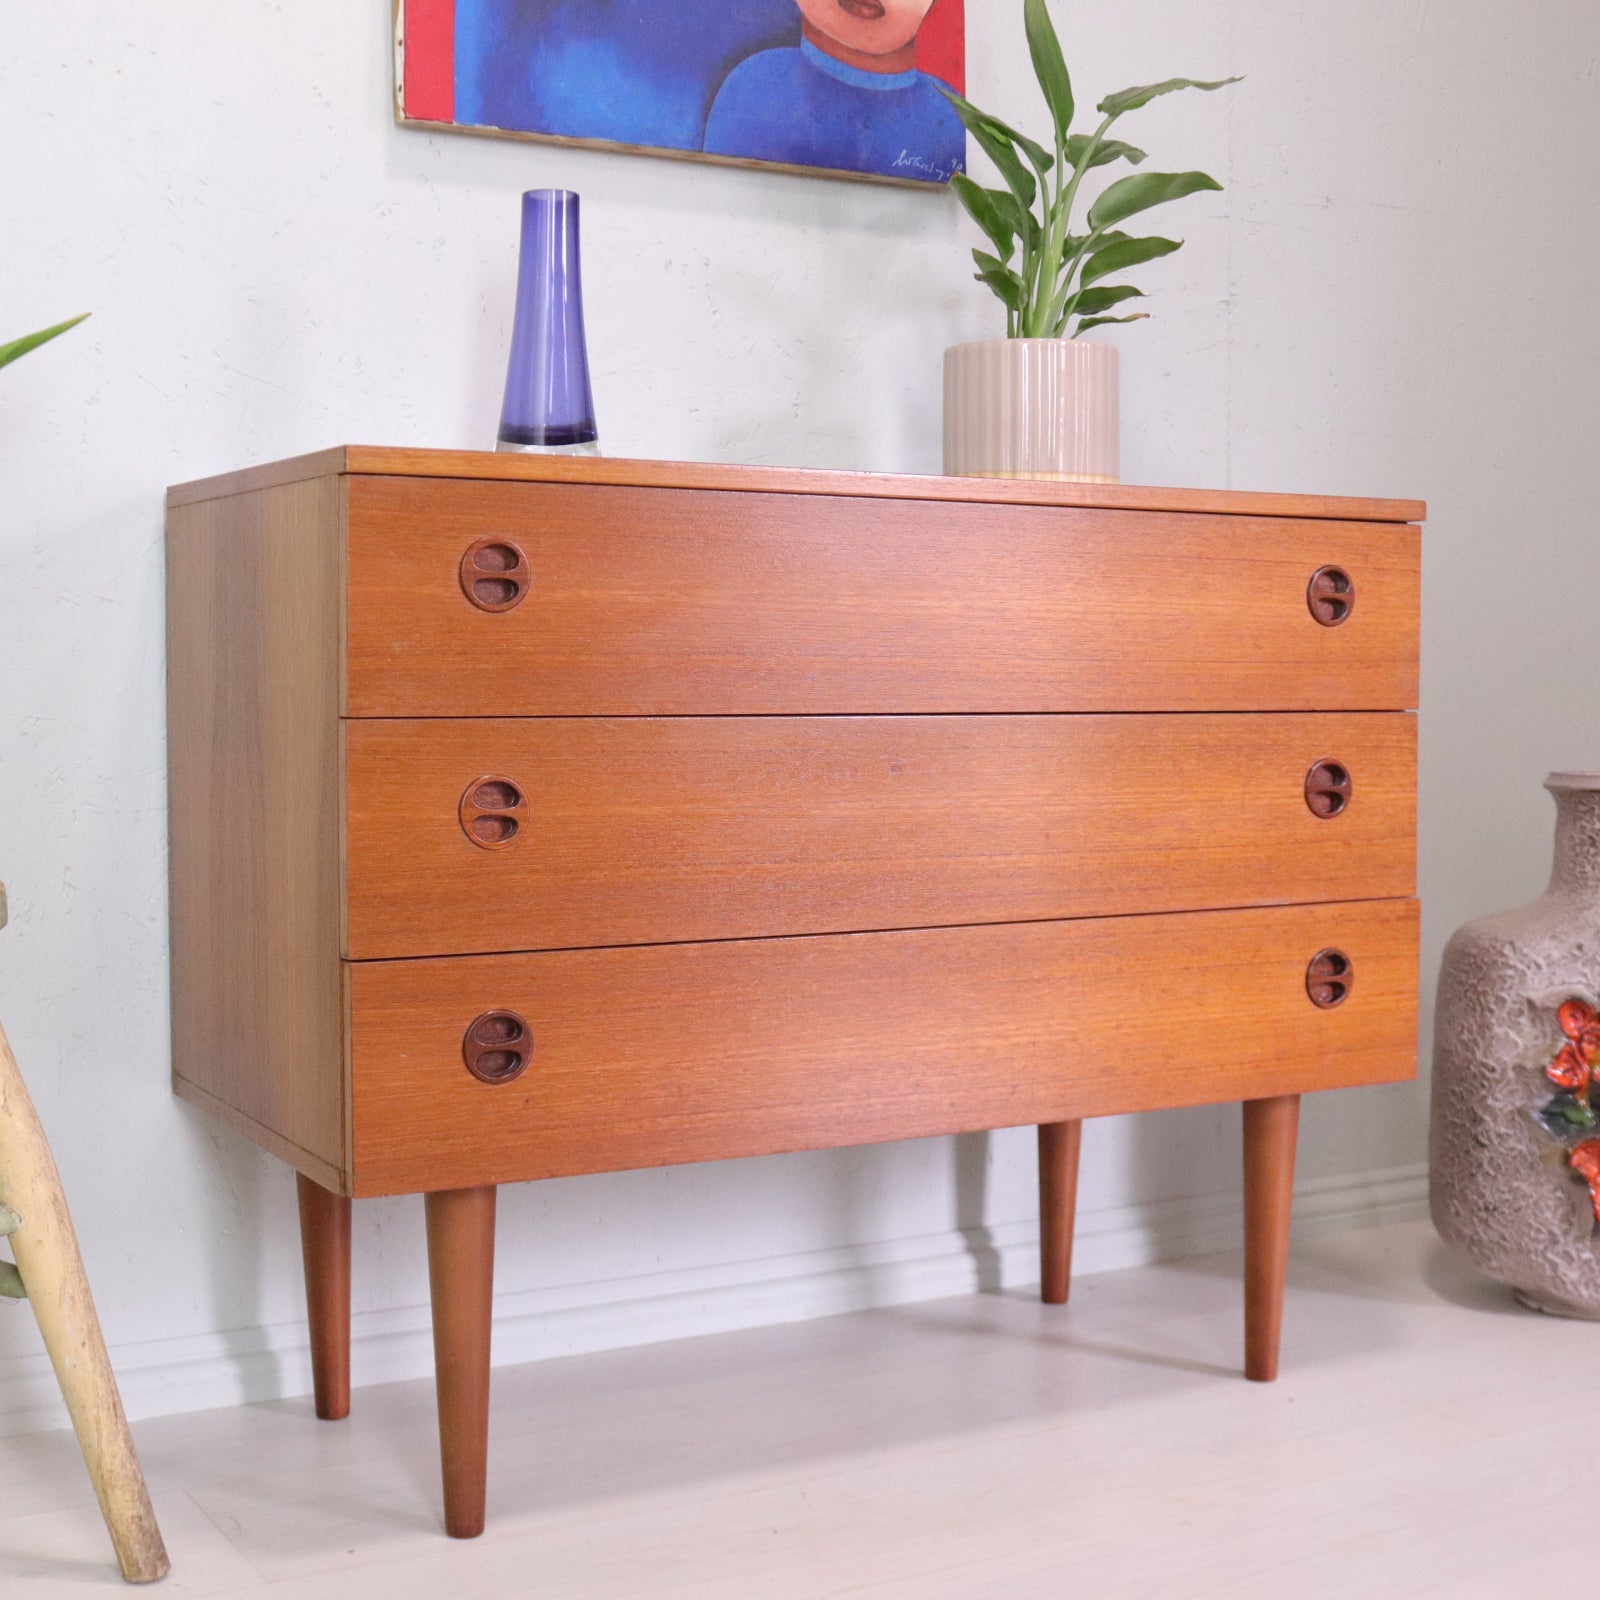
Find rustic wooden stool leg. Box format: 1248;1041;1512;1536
1243;1094;1300;1383
1038;1120;1083;1305
426;1185;497;1539
296;1172;351;1421
0;1018;169;1583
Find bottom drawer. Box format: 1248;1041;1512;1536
347;899;1419;1196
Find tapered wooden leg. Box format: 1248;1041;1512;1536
296;1171;351;1421
1243;1094;1300;1383
426;1186;497;1539
1038;1120;1083;1305
0;1017;170;1583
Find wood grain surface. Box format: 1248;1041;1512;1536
166;478;348;1190
167;446;1425;524
346;899;1419;1197
343;478;1422;716
343;713;1417;959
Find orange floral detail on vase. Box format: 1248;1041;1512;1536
1569;1140;1600;1226
1547;1000;1600;1103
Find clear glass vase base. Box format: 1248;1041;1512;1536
495;439;602;457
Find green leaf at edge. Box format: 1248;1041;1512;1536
975;266;1026;315
939;86;1054;179
1023;0;1074;138
1079;233;1183;289
951;172;1019;260
1086;170;1221;233
1071;285;1146;316
1063;135;1146;170
1095;76;1242;118
0;313;90;372
966;115;1037;210
1077;313;1150;333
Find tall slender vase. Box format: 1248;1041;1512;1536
497;189;599;456
1431;773;1600;1316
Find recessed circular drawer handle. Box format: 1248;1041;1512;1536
460;775;526;850
1306;949;1354;1009
463;1011;532;1084
459;538;530;613
1307;566;1354;627
1305;759;1352;819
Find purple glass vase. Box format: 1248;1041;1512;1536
496;190;599;455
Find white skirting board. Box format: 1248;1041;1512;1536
0;1163;1426;1440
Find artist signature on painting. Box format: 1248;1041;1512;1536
892;150;960;183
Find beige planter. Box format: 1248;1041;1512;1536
943;338;1119;482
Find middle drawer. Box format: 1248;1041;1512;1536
343;714;1415;959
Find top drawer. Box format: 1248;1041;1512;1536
344;477;1420;716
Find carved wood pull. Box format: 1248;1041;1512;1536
1307;566;1354;627
459;538;530;613
462;1011;531;1084
1305;760;1352;819
460;776;526;850
1306;949;1353;1009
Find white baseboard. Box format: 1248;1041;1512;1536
0;1162;1426;1440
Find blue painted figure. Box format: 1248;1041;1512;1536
456;0;799;154
705;0;964;182
451;0;964;183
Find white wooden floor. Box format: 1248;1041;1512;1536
0;1217;1580;1598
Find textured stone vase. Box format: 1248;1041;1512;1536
943;338;1119;482
1431;773;1600;1315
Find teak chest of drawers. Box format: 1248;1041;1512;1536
166;448;1423;1538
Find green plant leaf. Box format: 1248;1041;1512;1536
1063;135;1146;170
1087;170;1221;232
974;264;1026;314
996;119;1056;181
965;116;1037;209
939;87;1054;181
951;172;1019;260
1071;285;1146;315
1096;76;1242;117
1024;0;1074;137
1079;232;1183;288
1077;313;1150;332
0;313;89;372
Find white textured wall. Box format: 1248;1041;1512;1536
3;0;1598;1430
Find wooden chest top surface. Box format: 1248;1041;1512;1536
166;444;1426;525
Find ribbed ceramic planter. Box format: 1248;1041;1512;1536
943;338;1119;482
1431;773;1600;1317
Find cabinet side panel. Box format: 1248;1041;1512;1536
167;476;346;1190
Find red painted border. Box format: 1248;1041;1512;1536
917;0;965;95
402;0;456;123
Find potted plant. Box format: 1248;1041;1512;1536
941;0;1236;482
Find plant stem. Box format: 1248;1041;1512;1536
1038;110;1123;336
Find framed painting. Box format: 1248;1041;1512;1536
395;0;967;188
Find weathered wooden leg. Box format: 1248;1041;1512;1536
296;1171;351;1421
426;1186;497;1539
1243;1094;1300;1383
0;1017;170;1583
1038;1120;1083;1305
